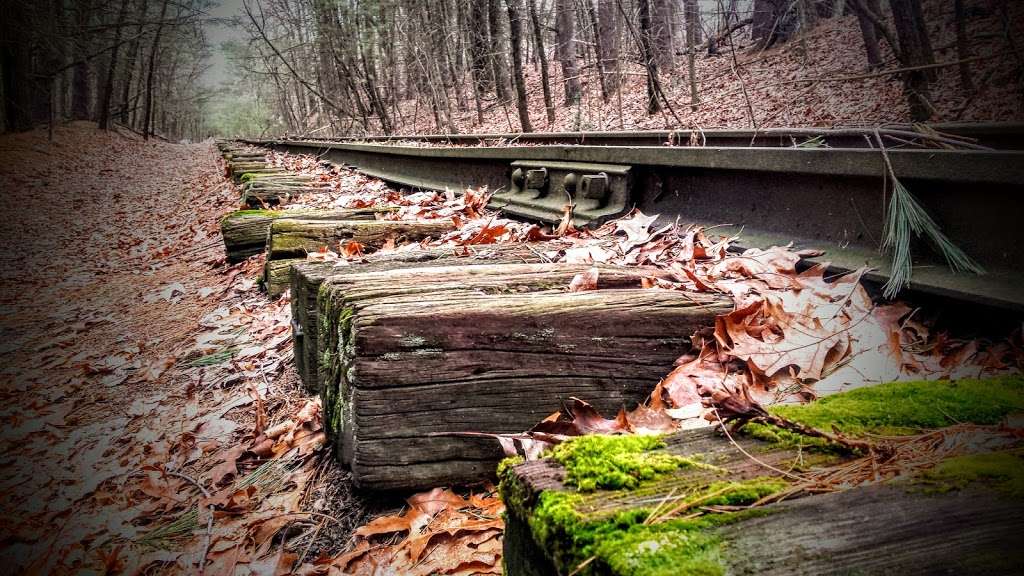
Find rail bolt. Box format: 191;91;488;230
563;172;578;194
511;168;525;189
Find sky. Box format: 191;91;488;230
203;0;246;87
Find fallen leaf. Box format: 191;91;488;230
568;268;599;292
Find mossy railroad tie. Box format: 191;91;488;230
220;207;398;263
315;262;731;490
501;376;1024;576
261;218;456;297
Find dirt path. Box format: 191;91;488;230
0;124;335;573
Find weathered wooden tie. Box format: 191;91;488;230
224;155;267;165
241;181;332;207
291;243;545;392
267;219;454;260
233;168;283;184
220;208;397;263
228;159;267;169
316;264;730;490
262;219;456;296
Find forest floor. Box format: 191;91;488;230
0;122;377;574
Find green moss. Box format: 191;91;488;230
268;232;316;256
748;377;1024;448
222;208;283;220
509;433;788;575
594;522;724;576
239;172;259;182
741;422;838;453
549;435;698;492
916;451;1024;498
525;480;785;576
338;306;354;336
700;477;790;506
497;456;527;513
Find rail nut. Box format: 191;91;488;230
525;168;548;192
511;167;526;189
580;173;609;201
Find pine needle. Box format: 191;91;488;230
236;455;297;493
136;507;199;549
186;348;237;367
875;131;984;299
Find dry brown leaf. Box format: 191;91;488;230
209;444;247;486
408;487;468;515
353;512;415;538
568;267;599;292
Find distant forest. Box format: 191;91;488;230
2;0;1020;139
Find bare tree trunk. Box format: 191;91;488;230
312;0;344;129
357;18;392;134
0;47;7;133
505;0;533;131
121;0;148;125
751;0;794;48
953;0;974;92
751;0;775;43
799;0;818;32
468;0;492;103
71;0;94;120
452;0;469;111
888;0;936;121
685;0;702;44
851;0;884;69
637;0;661;114
42;0;66;132
555;0;581;105
98;0;131;130
489;0;512;102
582;0;606;102
527;0;555;124
596;0;620;98
908;0;935;80
652;0;675;69
685;0;699;110
143;0;169;139
2;3;36;132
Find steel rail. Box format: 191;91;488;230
268;122;1024;149
240;131;1024;312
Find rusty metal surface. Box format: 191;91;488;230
267;122;1024;150
492;160;632;225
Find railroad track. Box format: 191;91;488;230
240;123;1024;313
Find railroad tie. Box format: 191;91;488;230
262;218;456;296
314;261;730;491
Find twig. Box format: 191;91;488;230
749;413;883;456
568;555;597;576
297;519;326;565
779;55;991;87
712;409;808;482
167;471;214;575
